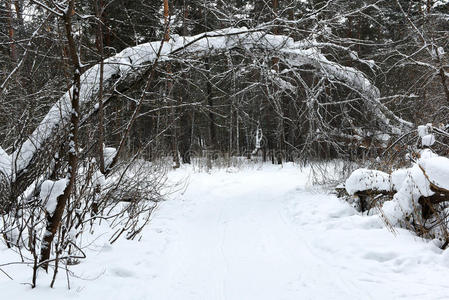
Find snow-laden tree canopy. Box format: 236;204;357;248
3;27;412;192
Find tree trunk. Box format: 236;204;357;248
206;58;217;150
96;0;106;174
272;0;279;35
438;60;449;104
14;0;23;26
164;0;180;168
40;0;80;272
6;0;16;61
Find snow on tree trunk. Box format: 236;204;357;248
39;0;81;271
39;178;69;215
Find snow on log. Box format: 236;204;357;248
39;178;69;215
11;27;411;178
345;168;391;195
104;146;117;169
390;168;408;191
419;156;449;192
344;153;447;224
382;164;434;223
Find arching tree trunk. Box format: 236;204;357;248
6;27;408;204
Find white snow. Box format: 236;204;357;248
421;134;435;146
417;125;428;137
92;170;106;189
418;124;435;146
39;179;68;214
0;146;11;178
419;148;439;159
391;168;408;191
103;146;117;168
383;164;433;223
3;164;449;299
345;168;391;194
419;156;449;191
345;147;447;225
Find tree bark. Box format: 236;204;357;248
14;0;23;26
6;0;16;61
164;0;180;168
96;0;106;174
40;1;80;271
206;58;217;150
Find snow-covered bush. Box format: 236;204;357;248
342;125;449;249
0;155;167;287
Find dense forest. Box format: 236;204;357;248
1;1;448;165
0;0;448;290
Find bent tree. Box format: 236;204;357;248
11;27;412;188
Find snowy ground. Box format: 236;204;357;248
2;163;449;299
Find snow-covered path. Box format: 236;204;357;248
3;164;449;299
148;166;367;299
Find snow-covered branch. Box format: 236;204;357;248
11;26;410;181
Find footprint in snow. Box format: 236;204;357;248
111;267;135;278
363;251;398;263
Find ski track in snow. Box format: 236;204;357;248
3;164;449;299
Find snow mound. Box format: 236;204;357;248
345;168;391;195
104;147;117;168
422;134;435;146
419;156;449;191
343;138;449;229
345;164;435;221
419;148;439;159
417;124;429;137
40;179;69;214
391;168;408;191
418;124;436;146
383;164;434;223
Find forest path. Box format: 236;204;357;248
148;165;360;299
132;165;449;299
4;164;449;299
